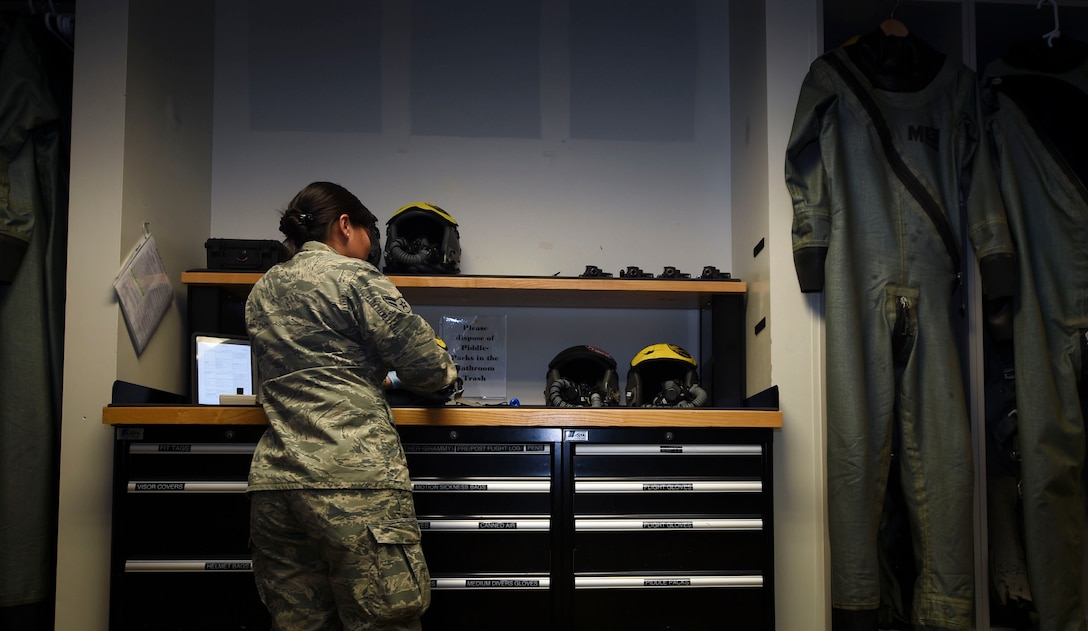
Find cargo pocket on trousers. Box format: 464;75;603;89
365;519;432;621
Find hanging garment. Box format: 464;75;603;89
785;30;1016;631
0;16;63;609
982;37;1088;631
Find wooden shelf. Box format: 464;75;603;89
167;270;774;427
103;405;782;429
180;271;746;309
181;271;264;286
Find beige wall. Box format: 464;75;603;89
56;1;214;629
56;1;129;628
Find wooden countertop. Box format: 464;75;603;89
102;405;782;428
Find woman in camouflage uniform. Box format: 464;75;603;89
245;181;458;630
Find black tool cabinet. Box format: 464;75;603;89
105;272;780;630
108;423;269;631
107;420;775;631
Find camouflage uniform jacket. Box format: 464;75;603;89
245;241;457;492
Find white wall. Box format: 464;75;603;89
209;0;734;279
116;0;215;393
764;0;831;629
207;0;735;402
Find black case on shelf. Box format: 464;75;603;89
204;238;284;272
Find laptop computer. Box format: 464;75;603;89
191;332;257;405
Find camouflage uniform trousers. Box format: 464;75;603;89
250;488;431;631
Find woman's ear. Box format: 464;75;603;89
325;213;352;252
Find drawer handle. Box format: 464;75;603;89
431;576;550;590
575;575;762;589
574;444;762;456
125;560;252;572
411;479;550;493
404;444;551;455
418;518;550;531
127;481;248;493
575;518;762;531
576;480;761;493
129;443;257;454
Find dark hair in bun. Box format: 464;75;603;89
279;182;377;258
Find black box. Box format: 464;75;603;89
205;239;284;272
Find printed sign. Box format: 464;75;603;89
440;315;507;401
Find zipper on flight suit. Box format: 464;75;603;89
892;295;914;360
894;296;912;338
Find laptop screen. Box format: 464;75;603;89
192;333;255;405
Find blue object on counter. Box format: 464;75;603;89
509;398;520;407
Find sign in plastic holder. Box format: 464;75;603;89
440;314;507;402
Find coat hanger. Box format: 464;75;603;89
22;0;74;51
881;0;909;37
1037;0;1061;48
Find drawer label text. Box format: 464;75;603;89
645;578;692;587
414;483;488;491
642;483;694;491
642;521;694;529
205;561;251;571
133;482;185;491
465;579;541;588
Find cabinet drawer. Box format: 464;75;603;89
572;518;765;572
572;574;764;631
124;443;255;479
404;442;553;478
111;567;268;631
410;477;552;514
425;575;553;631
573;443;764;478
573;478;763;515
419;517;551;572
121;489;250;557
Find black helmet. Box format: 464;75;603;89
545;345;620;408
625;343;708;407
383;202;461;274
367;223;381;268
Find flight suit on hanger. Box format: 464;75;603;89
786;30;1017;631
982;36;1088;631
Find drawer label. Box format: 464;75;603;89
478;521;518;529
204;561;251;571
642;483;694;491
645;578;692;587
414;482;489;491
643;521;694;529
133;482;185;491
157;444;192;452
465;579;542;588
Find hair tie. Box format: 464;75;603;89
298;213;314;227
